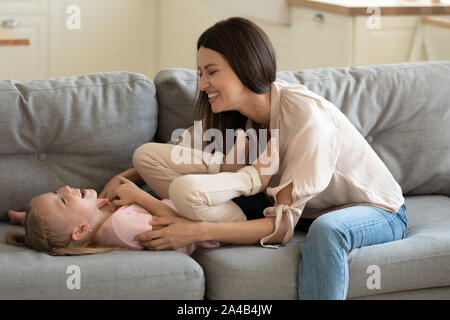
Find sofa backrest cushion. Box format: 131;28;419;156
0;72;157;221
154;68;198;143
154;62;450;197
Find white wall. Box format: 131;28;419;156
48;0;291;79
156;0;291;74
6;0;447;81
48;0;155;78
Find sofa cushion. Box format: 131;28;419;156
0;222;205;299
193;195;450;299
0;72;157;221
347;195;450;299
355;286;450;300
154;62;450;197
154;68;198;143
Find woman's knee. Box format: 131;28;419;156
169;175;205;221
169;175;200;202
305;214;349;250
133;142;162;170
169;175;246;222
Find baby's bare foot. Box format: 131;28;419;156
251;136;279;192
8;210;26;226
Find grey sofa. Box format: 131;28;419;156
0;61;449;300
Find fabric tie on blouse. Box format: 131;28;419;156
260;204;302;249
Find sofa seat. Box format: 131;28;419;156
193;195;450;299
0;224;205;299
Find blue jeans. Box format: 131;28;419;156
298;203;408;300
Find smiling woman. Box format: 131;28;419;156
195;17;276;141
129;16;408;301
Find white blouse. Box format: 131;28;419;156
256;79;404;248
171;79;405;248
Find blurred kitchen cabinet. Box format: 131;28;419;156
1;0;151;81
0;0;48;81
288;6;450;69
290;7;353;69
354;15;419;65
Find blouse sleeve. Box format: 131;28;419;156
260;106;342;248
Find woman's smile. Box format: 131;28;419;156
208;92;220;104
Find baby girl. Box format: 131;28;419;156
6;176;218;256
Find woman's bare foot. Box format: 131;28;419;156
8;210;26;226
251;135;279;192
221;130;249;173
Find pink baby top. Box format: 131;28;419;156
94;198;219;255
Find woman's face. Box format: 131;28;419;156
34;186;98;238
197;46;247;113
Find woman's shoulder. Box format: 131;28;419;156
274;79;326;105
274;78;315;94
271;79;341;139
273;78;305;90
273;79;324;118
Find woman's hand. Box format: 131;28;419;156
134;216;204;250
108;176;145;207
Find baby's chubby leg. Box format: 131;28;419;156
8;210;25;225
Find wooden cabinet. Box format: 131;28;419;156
1;0;152;82
287;6;450;69
0;0;48;13
0;0;49;81
1;0;448;81
290;7;353;69
48;0;150;79
353;15;419;65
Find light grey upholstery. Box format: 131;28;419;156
0;72;204;299
193;195;450;299
154;61;450;299
1;62;449;299
155;62;450;197
0;72;158;221
0;222;205;299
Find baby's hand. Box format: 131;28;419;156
8;210;25;226
109;176;145;207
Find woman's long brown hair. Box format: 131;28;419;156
195;17;276;147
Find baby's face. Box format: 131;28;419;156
34;186;99;233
